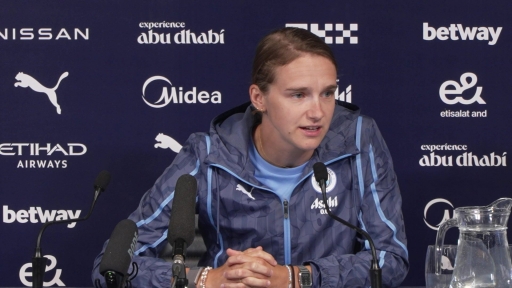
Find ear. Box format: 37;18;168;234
249;84;266;111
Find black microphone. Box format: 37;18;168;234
312;162;382;288
33;170;111;288
167;174;197;288
99;219;138;288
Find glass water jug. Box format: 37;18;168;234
435;198;512;287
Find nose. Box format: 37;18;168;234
306;97;325;121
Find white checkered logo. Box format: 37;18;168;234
286;23;358;44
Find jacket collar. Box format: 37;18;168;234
205;101;361;183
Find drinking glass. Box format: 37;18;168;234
425;245;457;288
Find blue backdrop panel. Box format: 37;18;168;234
1;1;511;286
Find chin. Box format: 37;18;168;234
299;143;321;152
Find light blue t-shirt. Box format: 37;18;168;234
249;139;307;201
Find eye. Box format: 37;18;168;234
323;90;335;98
292;92;305;98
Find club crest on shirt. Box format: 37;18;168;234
311;167;337;193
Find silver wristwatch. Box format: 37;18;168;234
298;265;312;288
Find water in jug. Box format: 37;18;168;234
435;198;512;288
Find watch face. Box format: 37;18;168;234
300;273;312;286
299;266;312;287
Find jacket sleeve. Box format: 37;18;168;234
308;118;409;288
91;133;205;288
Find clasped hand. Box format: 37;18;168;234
206;246;289;288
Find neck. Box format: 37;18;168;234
254;125;312;168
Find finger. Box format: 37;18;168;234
226;254;271;267
221;278;271;288
226;247;277;266
224;264;273;279
241;249;277;266
227;246;261;257
242;246;263;253
227;248;244;256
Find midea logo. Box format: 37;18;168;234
424;198;453;230
141;76;221;108
440;72;485;105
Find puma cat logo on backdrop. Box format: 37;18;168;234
14;72;69;114
154;133;182;153
236;184;255;200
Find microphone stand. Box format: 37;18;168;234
171;239;188;288
33;180;106;288
319;180;382;288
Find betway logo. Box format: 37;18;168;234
3;205;81;228
423;23;502;45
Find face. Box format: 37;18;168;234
250;54;337;159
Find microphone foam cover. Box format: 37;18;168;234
313;162;329;183
167;174;197;247
99;219;138;276
94;170;111;191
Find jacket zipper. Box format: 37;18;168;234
283;199;291;264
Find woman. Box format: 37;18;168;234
93;27;409;288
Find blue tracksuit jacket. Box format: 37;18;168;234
92;101;409;287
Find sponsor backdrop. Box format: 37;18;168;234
1;1;511;286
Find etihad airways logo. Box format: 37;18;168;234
14;72;68;114
1;28;89;40
142;76;222;107
423;23;502;45
286;23;358;44
0;143;87;168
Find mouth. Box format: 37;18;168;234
300;126;321;131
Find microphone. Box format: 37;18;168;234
167;174;197;288
99;219;138;288
33;170;111;288
312;162;382;288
